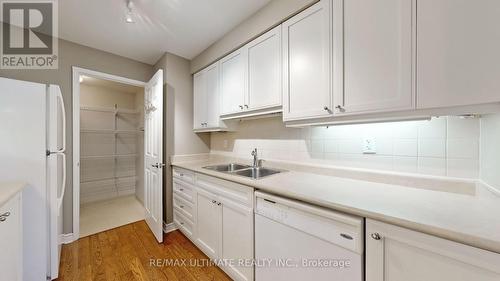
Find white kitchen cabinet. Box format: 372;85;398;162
193;71;206;130
417;0;500;109
195;188;221;259
193;62;227;132
282;0;333;121
194;174;254;281
0;193;22;281
220;48;247;116
366;219;500;281
336;0;414;115
220;197;254;281
246;26;282;113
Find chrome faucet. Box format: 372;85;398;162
251;148;259;167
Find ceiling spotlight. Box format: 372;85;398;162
125;0;135;23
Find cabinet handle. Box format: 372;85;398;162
180;222;184;225
371;233;382;240
0;211;10;222
179;188;184;191
239;105;243;109
323;106;333;113
335;105;345;112
179;205;184;209
217;202;222;206
244;105;249;109
179;173;184;176
212;200;217;204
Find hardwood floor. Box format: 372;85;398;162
56;220;232;281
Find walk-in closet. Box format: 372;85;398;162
79;76;145;237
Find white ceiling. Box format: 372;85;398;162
59;0;271;65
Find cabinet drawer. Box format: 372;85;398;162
174;209;194;239
173;168;195;184
173;179;195;203
173;194;194;222
196;173;254;208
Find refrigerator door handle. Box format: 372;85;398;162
56;152;67;211
56;89;66;153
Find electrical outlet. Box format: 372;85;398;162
363;137;376;154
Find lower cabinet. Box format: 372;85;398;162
366;219;500;281
0;193;22;281
173;168;254;281
195;188;221;259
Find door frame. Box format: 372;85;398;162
71;67;146;242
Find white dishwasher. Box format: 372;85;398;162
255;191;364;281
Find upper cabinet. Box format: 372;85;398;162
193;62;228;132
220;49;247;116
246;26;282;112
282;0;333;121
336;0;414;115
220;26;283;119
417;0;500;109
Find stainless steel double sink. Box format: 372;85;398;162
202;163;284;179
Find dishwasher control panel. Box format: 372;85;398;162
255;192;364;254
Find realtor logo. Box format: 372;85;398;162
1;0;58;69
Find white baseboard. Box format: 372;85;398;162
163;222;177;233
60;233;77;244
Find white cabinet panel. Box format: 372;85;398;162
220;49;246;115
339;0;414;114
247;26;282;111
193;71;206;130
195;188;220;259
0;193;22;281
282;0;332;121
221;199;254;281
366;219;500;281
417;0;500;109
205;63;221;128
193;62;226;131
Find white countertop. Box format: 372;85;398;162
172;158;500;254
0;182;26;207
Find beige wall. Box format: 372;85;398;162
190;0;317;73
0;39;153;233
154;52;210;224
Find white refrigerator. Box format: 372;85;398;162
0;77;66;280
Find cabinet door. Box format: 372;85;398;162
246;26;282;111
282;0;332;121
195;188;221;259
205;62;221;128
339;0;413;114
366;219;500;281
220;198;254;281
193;71;207;130
0;194;22;281
417;0;500;109
220;49;246;115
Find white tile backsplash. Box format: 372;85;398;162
211;116;481;179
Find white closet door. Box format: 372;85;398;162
144;69;164;243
